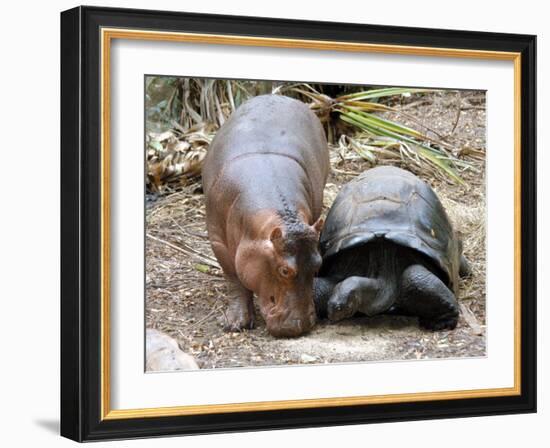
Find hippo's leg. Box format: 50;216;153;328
326;276;394;322
224;279;255;332
398;264;459;331
209;240;255;331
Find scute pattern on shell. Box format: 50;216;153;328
319;166;461;292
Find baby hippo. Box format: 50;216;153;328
202;95;330;337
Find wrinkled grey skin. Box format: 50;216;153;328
314;166;470;330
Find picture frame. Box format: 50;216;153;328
60;5;537;442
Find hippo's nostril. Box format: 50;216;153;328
269;296;276;305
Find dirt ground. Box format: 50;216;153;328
145;91;486;369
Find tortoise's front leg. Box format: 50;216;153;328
313;277;336;317
398;264;459;330
209;240;255;331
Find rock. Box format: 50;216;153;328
300;353;317;363
146;328;199;372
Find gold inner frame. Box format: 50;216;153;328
100;28;522;420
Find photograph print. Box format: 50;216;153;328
144;77;486;371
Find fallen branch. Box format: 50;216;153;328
188;305;224;330
170;217;208;240
146;233;220;269
459;302;484;336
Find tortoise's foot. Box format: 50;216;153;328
420;313;458;331
223;284;255;331
399;264;459;332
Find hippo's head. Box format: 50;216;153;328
236;217;324;337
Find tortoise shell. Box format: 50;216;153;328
320;166;461;293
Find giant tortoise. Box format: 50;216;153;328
314;166;470;330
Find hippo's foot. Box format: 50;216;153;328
398;264;459;332
223;286;255;332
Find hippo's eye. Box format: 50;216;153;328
278;266;293;278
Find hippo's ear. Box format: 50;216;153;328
312;217;324;235
269;227;285;253
270;226;283;242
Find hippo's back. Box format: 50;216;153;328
202;95;329;199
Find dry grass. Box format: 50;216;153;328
146;81;482;193
145;90;487;369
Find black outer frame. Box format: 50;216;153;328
60;5;537;442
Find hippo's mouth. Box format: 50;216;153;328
262;300;316;338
